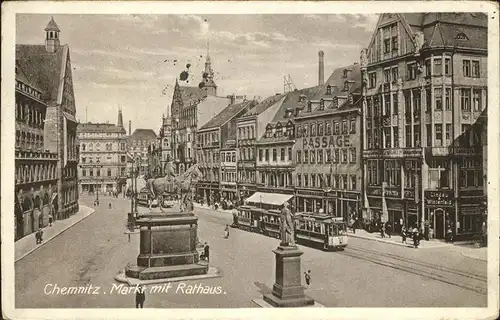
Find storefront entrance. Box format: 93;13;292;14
432;208;445;239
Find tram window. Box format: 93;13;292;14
314;223;321;233
264;216;268;222
329;225;334;236
298;220;305;230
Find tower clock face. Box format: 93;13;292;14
166;127;171;134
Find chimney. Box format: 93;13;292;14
129;120;132;136
318;50;325;86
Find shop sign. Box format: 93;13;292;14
459;189;482;197
460;206;482;215
425;190;453;206
362;150;381;158
367;187;382;196
342;192;359;199
302;135;351;149
382;148;423;158
404;189;415;199
407;202;417;211
454;148;479;156
384;188;401;198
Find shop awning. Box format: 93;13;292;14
245;192;293;206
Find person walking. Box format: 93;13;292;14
35;228;43;244
380;223;386;238
48;213;53;227
203;242;210;262
135;285;146;308
304;270;311;287
401;227;407;244
386;222;392;238
224;225;229;239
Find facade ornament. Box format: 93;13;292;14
360;48;368;67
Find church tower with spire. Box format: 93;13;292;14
201;41;217;96
160;100;173;171
45;16;60;53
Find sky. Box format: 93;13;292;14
16;14;378;133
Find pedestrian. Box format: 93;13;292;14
401;227;407;244
304;270;311;286
386;222;392;238
380;224;386;238
35;228;43;244
224;225;229;239
413;228;421;248
135;285;146;308
48;213;53;227
109;202;112;209
446;226;454;243
203;242;210;262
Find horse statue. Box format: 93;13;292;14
145;163;203;213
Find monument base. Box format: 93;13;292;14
125;263;208;280
262;245;315;307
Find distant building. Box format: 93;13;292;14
77;109;128;195
170;49;243;174
128;129;157;177
196;100;256;202
15;17;79;240
360;13;487;239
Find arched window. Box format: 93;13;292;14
82;143;86;151
89;143;93;151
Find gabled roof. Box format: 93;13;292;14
200;100;255;130
179;86;207;107
77;123;127;134
16;44;66;102
130;129;158;141
245;94;285;116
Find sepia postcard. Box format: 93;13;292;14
1;1;499;319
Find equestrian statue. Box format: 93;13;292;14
145;161;203;213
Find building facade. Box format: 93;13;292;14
361;13;487;239
77;109;128;195
14;65;58;240
196;100;255;203
294;64;363;220
16;17;79;238
128;129;158;177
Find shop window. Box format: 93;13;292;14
428;159;450;189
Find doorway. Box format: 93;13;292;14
434;208;445;239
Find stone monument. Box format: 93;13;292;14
262;202;315;307
124;163;208;280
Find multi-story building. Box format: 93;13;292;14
14;64;58;240
196;100;256;203
128;129;157;177
156;110;173;175
360;13;487;239
294;63;363;220
170;51;235;174
77;109;128;195
15;17;79;237
236;94;286;200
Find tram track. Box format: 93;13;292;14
341;245;487;296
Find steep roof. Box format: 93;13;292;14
200;100;254;130
15;64;43;93
45;17;60;31
246;94;285;116
130;128;157;141
16;44;66;102
179;86;207;106
77;122;126;134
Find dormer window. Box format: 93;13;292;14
343;81;350;91
326;85;332;95
307;101;312;112
348;94;353;105
319;99;325;111
456;32;469;40
333;97;339;109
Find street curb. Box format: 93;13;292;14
460;251;488;262
15;205;96;263
347;233;451;249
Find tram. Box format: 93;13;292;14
136;190;150;207
233;206;348;251
294;213;348;251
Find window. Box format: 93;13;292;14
326;85;332;95
350;119;356;133
334;122;340;134
90;169;93;177
311;174;316;187
107;168;112;176
391;67;398;83
460;89;471;111
342;174;348;190
318;150;323;164
304;174;309;187
319;99;325;111
434;58;442;76
392;94;398;115
435;88;443;110
391;36;398;52
445;88;451;110
463;60;471;77
384;159;401;186
426;124;432;146
311;124;316;136
318;123;323;136
428;159;450;189
445;124;452;141
369;72;377;88
304;124;309;137
384;127;391;148
96;169;100;177
280;148;285;162
307;102;312;112
407;63;417;80
393;128;399;148
445;57;451;75
425;59;431;76
384;38;390;53
405;125;412;148
473;89;482;111
304;150;309;163
288;147;292;162
350;148;356;163
472;60;480;77
297;150;302;163
384;68;391;82
342;120;348;134
82;144;86;151
326;122;332;135
351;175;357;190
265;149;269;161
297;174;302;187
342;149;348;163
82;169;86;177
326;149;332;162
404;160;420;188
384;94;391;116
296;125;302;138
311;150;316;164
435;124;443;145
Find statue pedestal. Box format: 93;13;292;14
125;212;208;280
263;245;314;307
